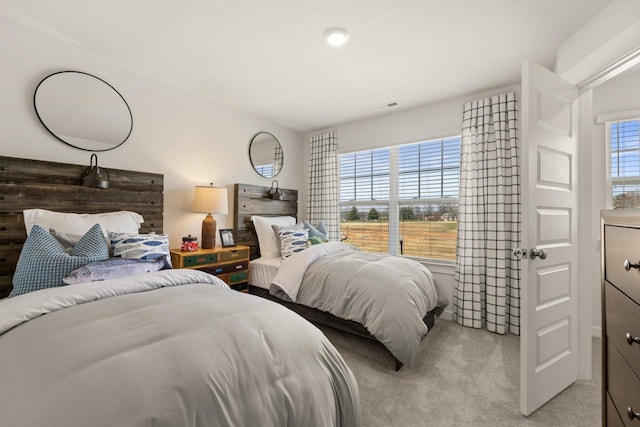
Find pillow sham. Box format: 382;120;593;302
24;209;144;242
277;228;309;259
49;229;84;253
109;232;171;266
10;223;110;297
63;256;170;285
251;215;296;258
304;220;329;241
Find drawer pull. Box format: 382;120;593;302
626;332;640;345
628;407;640;420
624;259;640;271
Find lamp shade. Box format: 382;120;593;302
192;186;228;214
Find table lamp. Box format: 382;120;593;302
192;184;228;249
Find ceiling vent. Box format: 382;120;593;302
374;102;399;110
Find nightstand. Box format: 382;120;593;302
170;245;250;292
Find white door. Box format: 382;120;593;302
519;59;579;415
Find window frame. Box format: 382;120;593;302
605;117;640;209
338;136;460;263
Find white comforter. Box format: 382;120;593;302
0;269;360;427
271;243;448;367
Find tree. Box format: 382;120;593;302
399;206;415;221
367;207;379;221
346;206;360;221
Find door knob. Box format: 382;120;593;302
624;259;640;271
530;249;548;260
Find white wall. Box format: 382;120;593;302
302;83;519;320
0;19;303;249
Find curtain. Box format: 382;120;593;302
308;131;339;241
453;92;521;335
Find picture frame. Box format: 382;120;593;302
219;229;236;248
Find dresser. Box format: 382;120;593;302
170;245;250;292
602;210;640;426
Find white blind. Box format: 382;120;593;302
339;148;390;202
398;137;460;201
610;119;640;208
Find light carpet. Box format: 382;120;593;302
317;319;601;427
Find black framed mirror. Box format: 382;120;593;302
249;132;283;178
34;71;133;152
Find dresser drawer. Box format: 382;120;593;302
608;341;640;425
182;253;218;267
200;261;248;276
605;225;640;304
219;248;249;262
606;282;640;377
608;392;626;427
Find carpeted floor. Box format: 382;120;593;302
317;319;601;427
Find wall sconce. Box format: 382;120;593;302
80;153;110;189
192;184;229;249
268;180;284;200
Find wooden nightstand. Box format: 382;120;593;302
170;245;250;292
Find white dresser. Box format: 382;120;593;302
602;209;640;426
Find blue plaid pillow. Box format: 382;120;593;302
10;223;110;297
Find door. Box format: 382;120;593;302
520;59;579;415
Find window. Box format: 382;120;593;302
608;119;640;208
339;136;460;261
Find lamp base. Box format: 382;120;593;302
201;214;216;249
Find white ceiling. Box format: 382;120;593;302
2;0;612;133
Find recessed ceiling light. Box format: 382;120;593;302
324;27;350;47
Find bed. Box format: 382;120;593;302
234;183;448;370
0;156;360;427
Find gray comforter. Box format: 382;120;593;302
0;269;360;427
271;242;448;367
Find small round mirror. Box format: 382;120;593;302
34;71;133;152
249;132;283;178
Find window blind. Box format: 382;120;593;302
610;119;640;208
338;136;461;260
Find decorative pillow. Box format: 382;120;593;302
24;209;144;242
277;228;309;259
306;236;325;246
272;223;304;254
10;223;110;297
251;215;296;258
304;220;329;241
63;256;170;285
109;232;171;266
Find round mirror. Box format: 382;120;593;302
249;132;283;178
34;71;133;152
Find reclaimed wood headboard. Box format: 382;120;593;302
233;183;298;260
0;156;164;297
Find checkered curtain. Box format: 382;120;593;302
453;92;521;335
308;132;339;241
273;142;283;175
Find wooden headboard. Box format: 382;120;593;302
233;183;298;260
0;156;164;297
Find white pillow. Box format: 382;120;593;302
24;209;144;242
251;215;296;258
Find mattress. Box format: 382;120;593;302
249;256;282;289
